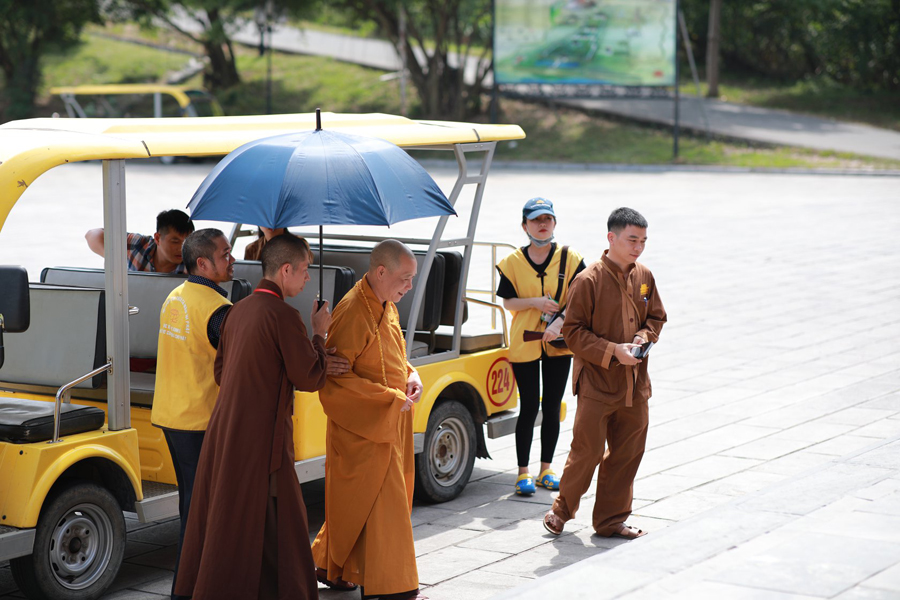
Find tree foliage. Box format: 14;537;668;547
0;0;101;121
112;0;315;91
336;0;493;120
682;0;900;90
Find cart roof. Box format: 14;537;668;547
0;112;525;230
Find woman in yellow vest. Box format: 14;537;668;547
496;198;585;496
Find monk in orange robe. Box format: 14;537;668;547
311;239;426;600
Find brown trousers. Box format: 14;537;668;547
551;396;649;536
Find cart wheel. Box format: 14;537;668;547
10;480;125;600
415;400;477;503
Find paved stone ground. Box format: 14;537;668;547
498;434;900;600
0;165;898;598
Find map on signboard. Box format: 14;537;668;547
495;0;676;86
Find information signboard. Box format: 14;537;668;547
494;0;676;89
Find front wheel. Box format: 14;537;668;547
415;400;477;503
10;480;126;600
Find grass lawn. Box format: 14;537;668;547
32;30;900;171
691;76;900;132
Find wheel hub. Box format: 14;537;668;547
428;416;470;487
433;429;459;475
48;505;113;588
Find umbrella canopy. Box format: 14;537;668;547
187;129;456;229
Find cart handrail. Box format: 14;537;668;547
52;363;112;444
463;297;510;348
467;241;517;329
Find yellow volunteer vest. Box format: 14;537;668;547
151;281;231;430
497;245;584;362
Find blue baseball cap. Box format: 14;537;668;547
523;197;555;220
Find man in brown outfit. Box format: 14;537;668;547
544;207;666;540
175;234;349;599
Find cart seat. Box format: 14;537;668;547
40;268;251;360
0;397;106;443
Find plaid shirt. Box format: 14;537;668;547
127;233;186;274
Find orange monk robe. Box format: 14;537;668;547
311;276;418;596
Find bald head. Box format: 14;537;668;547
366;240;417;304
369;239;415;273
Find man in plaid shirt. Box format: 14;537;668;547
86;209;194;273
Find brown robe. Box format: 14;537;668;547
175;278;327;599
552;251;667;535
243;235;266;261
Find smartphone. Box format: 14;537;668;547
631;341;654;358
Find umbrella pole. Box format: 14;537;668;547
318;225;324;309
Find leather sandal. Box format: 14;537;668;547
607;524;646;540
316;567;358;591
543;510;564;536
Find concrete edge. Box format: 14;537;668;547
414;158;900;177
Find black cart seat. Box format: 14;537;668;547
0;397;105;444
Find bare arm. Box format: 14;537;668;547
502;296;559;313
85;228;105;257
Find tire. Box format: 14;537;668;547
415;400;477;503
10;480;126;600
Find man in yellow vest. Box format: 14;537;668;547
151;228;235;600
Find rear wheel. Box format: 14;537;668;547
415;400;477;503
10;480;125;600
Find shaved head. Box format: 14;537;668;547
369;239;415;273
366;239;417;304
261;233;312;278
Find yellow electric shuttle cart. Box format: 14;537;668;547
50;84;224;119
0;112;539;600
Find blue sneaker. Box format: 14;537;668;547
515;473;536;496
536;469;560;490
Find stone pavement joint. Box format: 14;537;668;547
494;435;900;599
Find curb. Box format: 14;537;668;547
415;158;900;177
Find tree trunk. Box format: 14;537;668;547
201;9;240;90
706;0;722;97
202;39;240;90
1;52;39;121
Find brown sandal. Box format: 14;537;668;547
608;524;646;540
316;567;358;591
543;511;564;536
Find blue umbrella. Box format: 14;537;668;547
187;110;456;301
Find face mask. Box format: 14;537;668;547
527;232;554;247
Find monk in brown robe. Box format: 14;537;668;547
175;234;349;600
544;207;667;540
311;239;426;600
